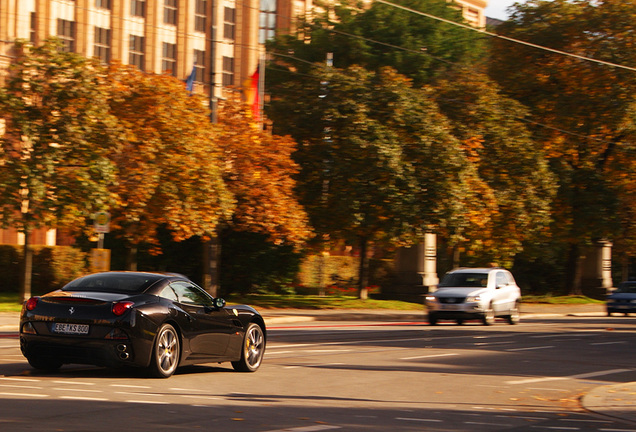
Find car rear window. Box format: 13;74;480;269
439;273;489;288
63;273;164;293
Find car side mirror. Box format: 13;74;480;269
214;298;226;309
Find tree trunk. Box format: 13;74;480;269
358;236;369;300
566;243;583;295
126;246;138;271
202;234;220;297
20;229;33;303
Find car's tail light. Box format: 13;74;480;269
25;297;39;311
112;301;134;316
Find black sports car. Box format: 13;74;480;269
20;271;266;377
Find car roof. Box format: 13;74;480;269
447;267;507;274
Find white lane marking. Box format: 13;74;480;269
599;429;636;432
110;384;151;389
590;341;627;346
304;350;351;353
0;377;40;382
507;368;632;385
0;392;49;398
53;388;103;393
465;422;513;427
266;351;295;355
401;353;458;360
530;427;580;430
530;334;596;339
507;345;554;352
261;426;341;432
396;417;442;423
125;400;170;405
115;392;162;397
59;396;109;402
53;380;95;386
0;384;42;390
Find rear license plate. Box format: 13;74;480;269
53;323;89;335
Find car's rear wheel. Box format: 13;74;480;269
232;323;265;372
27;355;63;372
149;324;180;378
507;302;520;325
482;305;495;326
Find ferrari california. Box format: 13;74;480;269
20;271;266;377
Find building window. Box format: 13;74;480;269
30;12;36;44
95;0;111;9
222;56;234;87
129;35;145;71
131;0;146;17
223;7;235;40
57;19;75;52
94;27;111;63
259;0;276;44
162;43;177;76
195;0;206;32
193;49;205;82
164;0;177;25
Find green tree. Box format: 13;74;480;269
104;62;234;268
268;0;487;86
0;39;118;302
433;71;556;266
489;0;636;292
268;65;482;298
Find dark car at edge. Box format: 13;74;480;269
19;271;266;378
606;280;636;316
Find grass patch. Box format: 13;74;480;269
226;294;423;310
521;295;603;304
0;293;23;313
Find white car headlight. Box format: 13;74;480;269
466;295;481;303
425;295;437;302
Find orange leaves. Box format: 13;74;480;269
217;95;312;248
105;63;233;247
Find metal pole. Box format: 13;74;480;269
209;0;217;123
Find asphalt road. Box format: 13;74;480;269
1;315;636;431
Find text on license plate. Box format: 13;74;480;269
53;323;89;335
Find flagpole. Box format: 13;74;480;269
258;49;265;127
209;0;218;124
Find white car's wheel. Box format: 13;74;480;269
507;302;520;325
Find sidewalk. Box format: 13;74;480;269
2;303;635;424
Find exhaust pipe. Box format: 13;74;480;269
117;344;130;360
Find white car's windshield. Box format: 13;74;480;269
438;273;488;288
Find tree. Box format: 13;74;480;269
268;65;482;298
216;95;312;249
268;0;487;87
489;0;636;292
432;71;556;267
0;39;118;302
104;62;233;269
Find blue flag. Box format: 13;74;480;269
186;65;196;94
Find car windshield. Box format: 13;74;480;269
63;273;164;294
616;283;636;294
439;273;489;288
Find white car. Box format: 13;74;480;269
425;268;521;325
